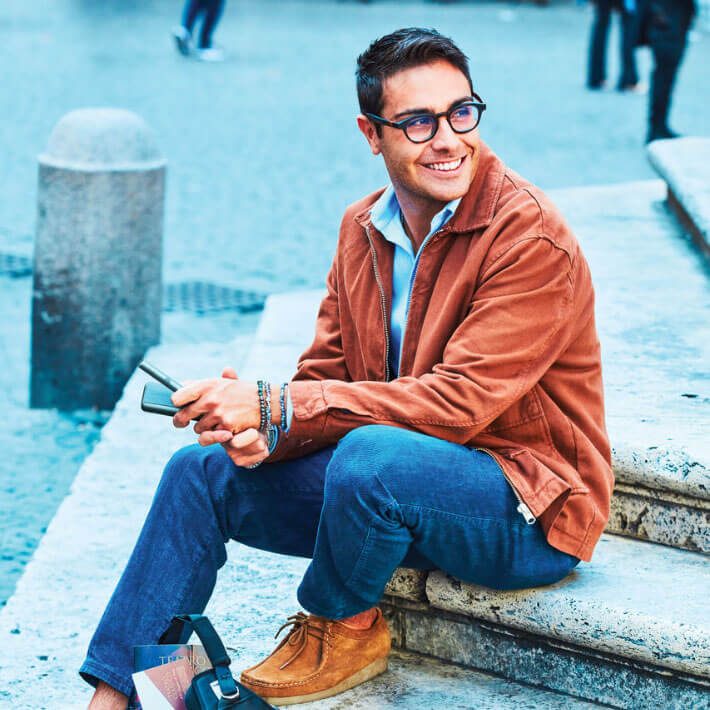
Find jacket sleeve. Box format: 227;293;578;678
283;235;579;446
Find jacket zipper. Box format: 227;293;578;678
365;224;391;382
475;448;536;525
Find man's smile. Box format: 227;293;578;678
421;155;466;174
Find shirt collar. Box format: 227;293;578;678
370;185;462;256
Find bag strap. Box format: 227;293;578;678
160;614;239;702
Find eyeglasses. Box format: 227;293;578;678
365;95;486;144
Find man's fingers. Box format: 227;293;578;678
221;367;239;380
171;380;213;408
222;443;269;468
193;413;220;435
198;430;233;447
230;428;261;448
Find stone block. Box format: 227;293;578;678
646;137;710;254
401;607;710;709
424;534;710;678
383;568;428;602
30;108;166;410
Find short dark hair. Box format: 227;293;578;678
356;28;473;118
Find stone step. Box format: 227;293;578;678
383;532;710;709
646;137;710;258
551;179;710;555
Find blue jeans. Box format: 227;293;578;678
80;425;579;697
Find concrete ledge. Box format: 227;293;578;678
609;443;710;552
382;600;710;709
384;533;710;679
646;137;710;256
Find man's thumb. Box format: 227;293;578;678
222;366;239;380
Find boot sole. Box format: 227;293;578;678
262;656;388;706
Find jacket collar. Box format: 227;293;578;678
354;140;506;234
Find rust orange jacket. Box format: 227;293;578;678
268;142;613;562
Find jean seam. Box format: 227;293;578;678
342;522;375;590
399;502;529;528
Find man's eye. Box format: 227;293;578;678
406;116;433;129
451;106;474;120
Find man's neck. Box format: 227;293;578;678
396;193;448;254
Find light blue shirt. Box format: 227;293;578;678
274;185;460;448
370;185;461;376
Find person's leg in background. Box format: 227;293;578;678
82;442;338;709
647;0;695;140
618;2;641;89
172;0;204;56
198;0;226;49
588;0;614;88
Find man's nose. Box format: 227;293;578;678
430;116;460;152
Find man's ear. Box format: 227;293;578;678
357;114;381;156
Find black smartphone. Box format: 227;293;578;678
141;381;181;417
139;361;202;420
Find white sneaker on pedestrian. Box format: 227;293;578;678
194;45;226;62
619;81;648;95
172;26;192;56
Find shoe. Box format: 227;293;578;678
171;26;192;56
587;79;609;90
618;81;648;95
194;44;226;62
646;127;680;143
240;609;390;706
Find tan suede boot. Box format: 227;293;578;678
240;609;390;705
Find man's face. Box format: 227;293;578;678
359;60;480;210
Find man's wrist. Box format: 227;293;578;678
270;385;282;425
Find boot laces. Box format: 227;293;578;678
274;612;333;670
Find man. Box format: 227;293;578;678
83;28;612;709
172;0;226;62
638;0;696;142
587;0;643;92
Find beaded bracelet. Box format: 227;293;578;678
263;381;272;432
279;383;288;430
257;380;266;431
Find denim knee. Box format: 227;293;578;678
157;444;232;518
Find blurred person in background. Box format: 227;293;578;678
638;0;696;141
587;0;646;92
172;0;227;62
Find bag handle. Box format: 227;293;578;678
159;614;239;701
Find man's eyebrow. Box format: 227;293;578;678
392;96;475;119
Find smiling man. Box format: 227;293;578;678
83;28;613;709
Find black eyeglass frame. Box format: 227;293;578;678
365;94;487;144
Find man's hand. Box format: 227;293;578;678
171;367;261;434
175;367;270;468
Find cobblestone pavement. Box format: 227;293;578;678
1;0;709;603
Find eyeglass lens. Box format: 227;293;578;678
404;104;479;143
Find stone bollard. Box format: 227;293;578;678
30;108;166;411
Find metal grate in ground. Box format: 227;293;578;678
162;281;265;315
0;253;265;314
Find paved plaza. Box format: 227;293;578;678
1;0;709;641
2;0;710;289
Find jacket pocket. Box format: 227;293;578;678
504;448;589;517
483;391;543;433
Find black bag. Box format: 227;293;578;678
159;614;275;709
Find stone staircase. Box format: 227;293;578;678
243;164;710;707
1;145;709;708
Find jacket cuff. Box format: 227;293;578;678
285;380;329;436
